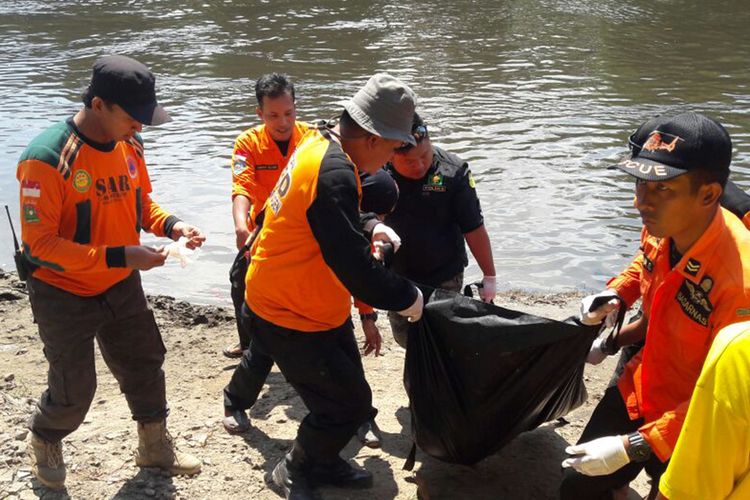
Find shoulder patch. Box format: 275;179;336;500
233;155;248;175
19;121;82;180
23;203;40;224
683;258;701;277
675;277;713;327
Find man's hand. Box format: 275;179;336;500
561;435;630;476
235;226;251;250
170;222;206;249
371;223;401;252
580;289;620;326
125;245;168;271
586;337;609;365
480;276;496;303
398;287;424;323
361;318;382;356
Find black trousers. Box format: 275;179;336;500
223;338;274;410
243;305;376;463
229;247;250;348
27;272;168;443
560;386;668;500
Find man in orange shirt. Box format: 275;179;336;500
17;56;205;489
241;74;423;499
560;112;750;499
225;73;311;358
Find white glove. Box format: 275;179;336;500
165;238;200;268
580;289;620;326
586;337;608;365
398;287;423;323
371;223;401;253
372;241;391;262
561;436;630;476
480;276;496;303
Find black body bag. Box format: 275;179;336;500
403;287;599;468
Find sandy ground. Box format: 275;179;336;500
0;269;651;500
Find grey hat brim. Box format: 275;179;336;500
343;100;416;146
612;156;687;181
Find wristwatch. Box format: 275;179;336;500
626;432;652;462
359;312;378;322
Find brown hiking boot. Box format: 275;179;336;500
134;420;201;476
28;433;66;490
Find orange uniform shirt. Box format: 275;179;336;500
231;121;311;227
16;119;175;296
245;129;360;331
609;208;750;461
609;213;750;305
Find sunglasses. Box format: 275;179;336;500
395;124;429;153
627;132;642;155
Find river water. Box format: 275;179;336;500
1;0;749;305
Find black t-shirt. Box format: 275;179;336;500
384;146;484;287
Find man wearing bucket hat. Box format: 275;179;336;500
16;55;204;489
560;111;750;499
238;73;423;499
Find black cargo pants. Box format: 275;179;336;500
27;272;168;443
229;246;251;349
243;305;375;463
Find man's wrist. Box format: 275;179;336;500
625;432;652;462
164;216;182;240
360;312;378;322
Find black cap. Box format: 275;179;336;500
88;55;171;126
615;112;731;181
360;168;399;215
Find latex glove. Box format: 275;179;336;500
480;276;496;303
372;240;391;262
580;290;620;326
165;238;200;268
371;223;401;252
398;287;424;323
586;337;608;365
562;436;630;476
170;221;206;249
